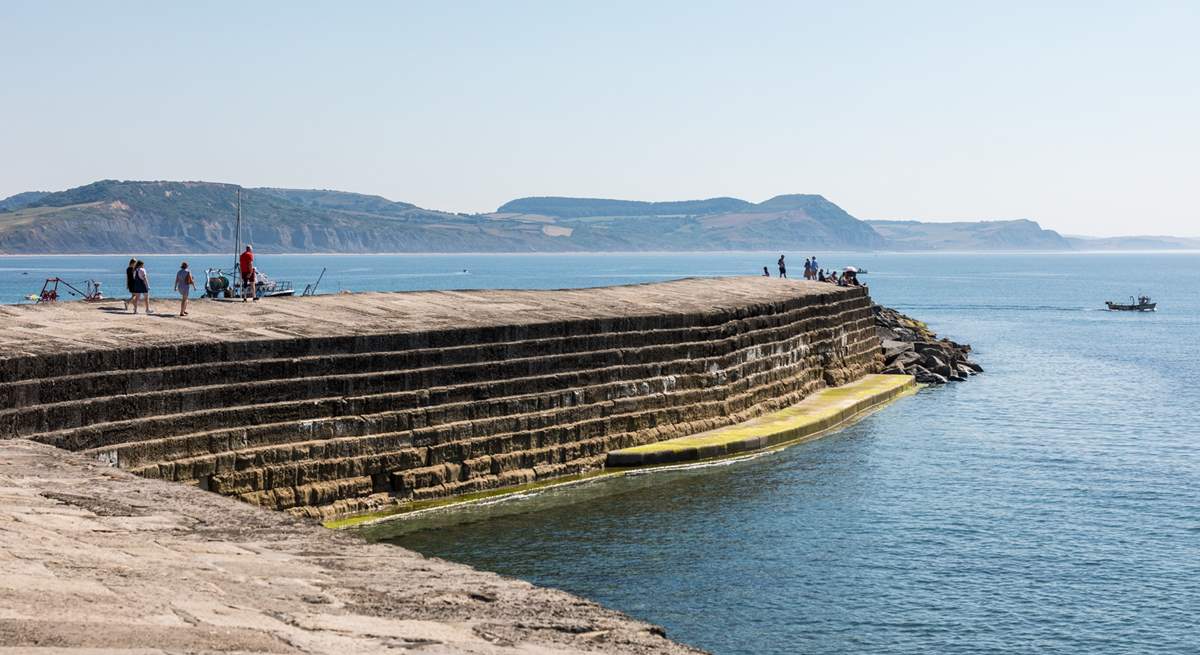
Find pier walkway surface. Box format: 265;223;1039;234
0;438;700;654
0;277;830;358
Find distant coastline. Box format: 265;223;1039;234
2;179;1196;255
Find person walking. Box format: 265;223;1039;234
810;255;819;273
777;254;787;278
123;258;137;310
130;260;151;313
174;261;195;317
239;245;256;302
803;258;813;280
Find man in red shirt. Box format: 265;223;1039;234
239;245;256;301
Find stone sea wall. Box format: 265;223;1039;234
0;280;881;520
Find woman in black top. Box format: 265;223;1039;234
124;258;137;310
130;260;151;314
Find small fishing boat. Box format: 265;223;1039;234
203;267;294;300
1106;295;1156;312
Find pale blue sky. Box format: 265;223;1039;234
2;1;1196;236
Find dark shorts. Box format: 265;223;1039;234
241;271;254;283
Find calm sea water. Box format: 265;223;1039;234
3;252;1198;654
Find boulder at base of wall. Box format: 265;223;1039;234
873;305;982;385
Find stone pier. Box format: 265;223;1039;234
0;278;882;521
0;277;887;653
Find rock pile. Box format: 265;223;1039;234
874;305;982;384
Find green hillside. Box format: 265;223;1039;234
0;180;890;254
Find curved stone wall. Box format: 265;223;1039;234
0;279;881;519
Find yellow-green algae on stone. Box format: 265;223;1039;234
323;471;611;529
606;374;917;467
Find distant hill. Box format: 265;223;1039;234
0;180;585;254
1064;235;1200;250
0;181;887;253
0;191;48;212
866;219;1073;250
491;193;887;251
3;180;1191;254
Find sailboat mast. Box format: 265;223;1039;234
234;187;242;272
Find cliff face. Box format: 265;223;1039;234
0;278;881;520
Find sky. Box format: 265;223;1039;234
2;1;1197;237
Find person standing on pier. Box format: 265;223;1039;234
130;260;151;313
174;262;195;317
777;254;787;278
239;245;257;302
123;258;137;310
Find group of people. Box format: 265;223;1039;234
121;245;259;317
123;259;196;316
763;254;862;286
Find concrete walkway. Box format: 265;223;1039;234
0;277;842;359
606;374;916;467
0;438;700;654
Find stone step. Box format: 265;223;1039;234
0;305;870;435
0;288;871;385
248;437;614;514
0;296;872;411
129;359;835;503
84;339;837;469
0;320;721;406
27;317;867;448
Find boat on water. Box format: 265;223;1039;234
202;188;295;301
203;268;294;300
1106;295;1156;312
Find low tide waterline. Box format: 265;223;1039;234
5;252;1199;654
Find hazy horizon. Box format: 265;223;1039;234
3;1;1197;237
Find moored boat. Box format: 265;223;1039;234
203;188;295;300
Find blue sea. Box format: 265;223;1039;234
2;251;1198;654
